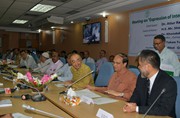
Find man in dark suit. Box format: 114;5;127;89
123;50;177;118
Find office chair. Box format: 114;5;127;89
128;68;140;77
173;76;180;118
95;62;114;87
85;62;96;79
60;57;66;64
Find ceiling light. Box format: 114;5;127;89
100;12;109;18
38;29;42;33
13;20;28;24
30;4;56;13
71;21;74;24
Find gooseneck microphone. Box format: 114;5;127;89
59;70;94;94
3;76;46;102
142;88;166;118
22;104;63;118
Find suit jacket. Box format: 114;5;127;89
130;70;177;118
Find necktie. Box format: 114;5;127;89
146;79;150;105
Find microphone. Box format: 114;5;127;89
3;77;46;102
22;104;63;118
59;70;94;94
142;88;166;118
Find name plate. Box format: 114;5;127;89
96;108;114;118
81;95;94;104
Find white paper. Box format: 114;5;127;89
12;113;32;118
75;89;101;98
55;83;65;88
67;88;76;97
96;108;114;118
0;99;12;107
81;95;94;104
93;97;118;105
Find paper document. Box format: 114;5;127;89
13;113;32;118
75;89;101;98
55;83;65;88
93;97;118;105
0;99;12;107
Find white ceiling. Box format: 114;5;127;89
0;0;169;32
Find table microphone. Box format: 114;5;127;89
142;88;166;118
22;104;63;118
3;76;46;102
59;70;94;94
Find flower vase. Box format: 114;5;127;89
31;86;44;93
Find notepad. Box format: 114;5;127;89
0;99;12;107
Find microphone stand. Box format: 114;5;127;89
22;104;63;118
3;76;46;102
142;88;166;118
59;70;94;94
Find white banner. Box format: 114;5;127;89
129;3;180;58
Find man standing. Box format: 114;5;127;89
123;50;177;117
64;53;94;89
153;34;180;76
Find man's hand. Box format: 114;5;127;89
123;103;137;113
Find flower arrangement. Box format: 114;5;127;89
17;72;57;87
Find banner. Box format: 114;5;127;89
129;3;180;58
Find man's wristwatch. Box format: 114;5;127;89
119;92;124;97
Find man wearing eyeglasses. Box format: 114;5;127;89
153;34;180;76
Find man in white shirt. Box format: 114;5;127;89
57;53;72;82
19;50;37;69
82;51;95;64
33;52;51;73
153;34;180;76
96;50;108;72
45;51;63;75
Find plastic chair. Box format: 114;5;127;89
95;62;114;87
85;62;96;79
128;68;140;77
173;76;180;118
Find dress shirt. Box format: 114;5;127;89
82;57;95;64
155;47;180;76
136;71;162;112
57;63;72;82
19;54;37;69
45;60;63;75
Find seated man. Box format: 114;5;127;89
64;53;94;89
45;51;63;75
57;53;73;82
87;53;137;101
82;50;95;64
96;50;108;73
19;50;37;69
123;50;177;117
33;52;51;73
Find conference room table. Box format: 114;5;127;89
44;82;171;118
0;66;171;118
0;76;72;118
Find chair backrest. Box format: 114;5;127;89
85;62;96;79
128;68;140;77
95;62;114;87
60;57;66;64
173;76;180;118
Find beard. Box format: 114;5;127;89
140;70;149;78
